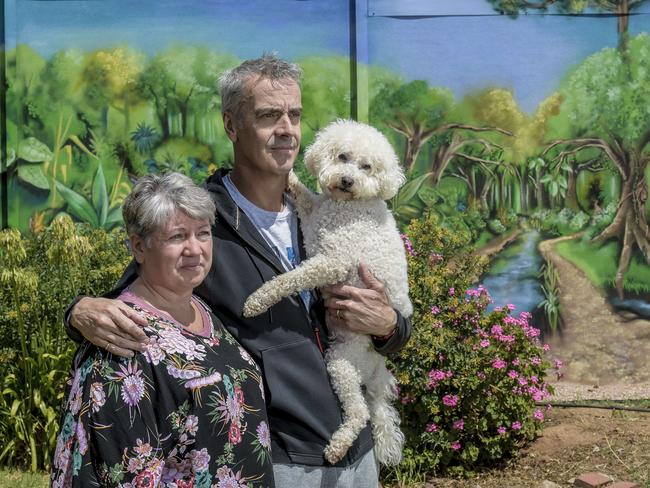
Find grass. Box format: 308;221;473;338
0;470;48;488
555;239;650;294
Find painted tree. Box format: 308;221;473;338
138;47;235;139
544;34;650;298
5;45;46;133
487;0;647;54
81;48;144;134
370;80;455;173
371;81;513;180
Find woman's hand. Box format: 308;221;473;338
70;297;149;358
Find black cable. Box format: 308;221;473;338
537;401;650;413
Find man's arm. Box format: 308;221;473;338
322;262;412;355
64;260;148;358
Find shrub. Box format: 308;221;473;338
388;212;554;478
461;210;487;241
496;207;517;229
569;211;589;232
487;218;506;235
0;216;130;470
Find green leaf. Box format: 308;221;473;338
10;399;22;417
4;148;17;171
393;172;433;208
17;137;53;163
540;174;553;184
105;206;124;229
92;165;109;227
418;185;443;207
17;164;50;190
56;181;99;227
549;181;559;197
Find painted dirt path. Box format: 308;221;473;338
539;234;650;399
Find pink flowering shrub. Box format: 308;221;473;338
390;212;554;476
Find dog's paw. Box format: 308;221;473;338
323;444;345;464
242;294;268;318
287;170;301;194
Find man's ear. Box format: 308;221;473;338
223;112;238;143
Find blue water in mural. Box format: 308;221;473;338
479;231;545;317
478;230;650;331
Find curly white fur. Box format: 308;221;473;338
243;119;412;466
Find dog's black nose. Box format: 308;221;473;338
341;176;354;188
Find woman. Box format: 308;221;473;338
51;173;274;488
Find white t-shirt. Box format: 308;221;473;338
223;175;313;309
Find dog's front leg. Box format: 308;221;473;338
243;254;350;317
287;170;317;219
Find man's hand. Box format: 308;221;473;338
71;297;149;358
322;262;397;337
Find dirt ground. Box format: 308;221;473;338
409;406;650;488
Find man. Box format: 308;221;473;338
66;54;411;488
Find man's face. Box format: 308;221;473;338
226;76;302;177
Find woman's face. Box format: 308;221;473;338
132;210;212;293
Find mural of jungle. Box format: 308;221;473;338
3;0;650;387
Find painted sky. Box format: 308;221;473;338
5;0;650;113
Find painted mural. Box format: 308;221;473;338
2;0;650;387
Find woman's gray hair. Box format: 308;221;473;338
218;53;302;120
122;172;215;245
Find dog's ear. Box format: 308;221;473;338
378;155;406;200
303;140;321;176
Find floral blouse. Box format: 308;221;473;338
51;291;274;488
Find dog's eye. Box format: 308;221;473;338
360;163;372;171
337;153;348;162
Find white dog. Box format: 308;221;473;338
243;119;412;466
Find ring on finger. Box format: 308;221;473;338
105;341;113;353
336;309;341;320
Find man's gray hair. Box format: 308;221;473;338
218;53;302;118
122;172;215;245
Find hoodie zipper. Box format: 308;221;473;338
313;326;324;354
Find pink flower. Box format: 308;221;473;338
452;419;464;431
497;426;507;435
506;303;516;310
543;344;551;352
256;421;271;449
400;234;417;256
430;306;441;314
401;394;414;404
477;371;486;380
511;358;520;366
134;439;152;458
533;409;544;421
184;415;199;435
554;359;564;369
115;362;145;407
531;357;542;365
187;447;211;472
228;423;242;444
448;287;455;296
507;370;519;379
450;441;461;450
442;394;459;407
511;421;522;430
492;358;507;369
90;382;106;413
491;325;503;336
425;422;438;433
480;339;490;348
